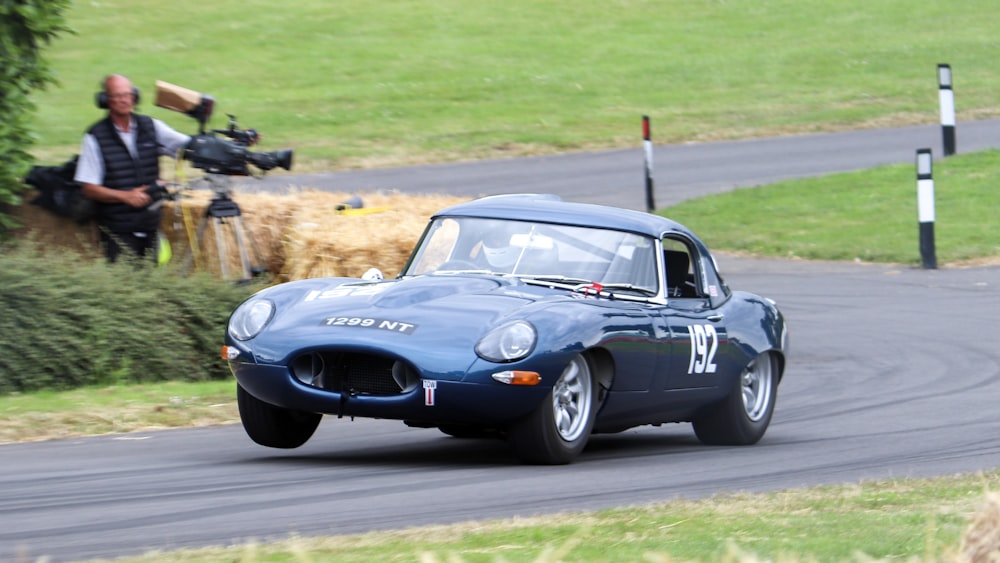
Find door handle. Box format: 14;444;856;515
707;314;724;322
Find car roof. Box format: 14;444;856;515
432;194;697;240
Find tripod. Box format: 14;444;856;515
183;174;267;281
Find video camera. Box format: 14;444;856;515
186;114;293;176
155;80;293;177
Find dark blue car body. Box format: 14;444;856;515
226;195;788;464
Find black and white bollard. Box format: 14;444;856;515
937;64;956;156
642;116;655;213
916;148;937;269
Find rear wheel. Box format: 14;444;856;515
508;354;598;464
693;352;777;445
237;384;322;448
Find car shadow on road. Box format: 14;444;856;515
235;425;707;468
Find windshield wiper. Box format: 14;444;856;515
517;276;657;299
599;283;658;296
516;274;656;296
517;274;595;285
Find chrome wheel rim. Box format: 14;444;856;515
742;353;774;422
552;356;593;442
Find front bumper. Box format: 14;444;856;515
232;361;550;426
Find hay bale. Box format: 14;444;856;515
8;192;103;258
11;189;467;281
960;492;1000;563
261;190;464;281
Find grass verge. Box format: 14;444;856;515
663;149;1000;266
0;380;237;443
83;471;1000;562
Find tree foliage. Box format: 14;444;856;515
0;0;73;231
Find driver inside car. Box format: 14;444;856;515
479;224;559;275
480;228;521;270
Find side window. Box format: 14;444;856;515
662;238;700;298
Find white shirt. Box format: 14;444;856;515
74;116;190;186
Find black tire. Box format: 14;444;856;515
237;384;322;449
508;354;598;464
693;352;778;445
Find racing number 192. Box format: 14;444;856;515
687;324;718;374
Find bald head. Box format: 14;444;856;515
102;74;137;118
104;74;133;94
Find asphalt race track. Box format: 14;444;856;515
244;118;1000;211
2;122;1000;561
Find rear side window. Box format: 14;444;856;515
662;238;700;298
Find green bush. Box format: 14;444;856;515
0;0;72;232
0;243;258;393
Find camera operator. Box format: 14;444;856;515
75;74;190;263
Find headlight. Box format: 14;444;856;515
228;299;275;341
476;321;536;362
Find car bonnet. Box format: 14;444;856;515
248;275;542;359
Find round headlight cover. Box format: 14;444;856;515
476;320;537;362
228;299;275;341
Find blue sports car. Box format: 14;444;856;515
224;194;788;464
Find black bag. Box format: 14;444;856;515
26;155;97;223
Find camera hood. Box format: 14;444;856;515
155;80;214;129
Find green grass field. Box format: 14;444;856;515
29;0;1000;170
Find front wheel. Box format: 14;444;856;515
237;384;322;448
508;354;599;464
693;352;778;445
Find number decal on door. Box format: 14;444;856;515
687;324;718;374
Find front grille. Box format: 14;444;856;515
291;351;417;395
333;353;399;394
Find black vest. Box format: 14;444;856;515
88;115;161;232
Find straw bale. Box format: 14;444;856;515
11;189;467;281
8;192;103;258
263;190;465;281
960;492;1000;563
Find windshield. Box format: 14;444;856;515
403;217;659;293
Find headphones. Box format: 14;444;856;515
95;76;140;109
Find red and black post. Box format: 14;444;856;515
643;115;655;213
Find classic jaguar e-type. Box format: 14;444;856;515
224;194;788;464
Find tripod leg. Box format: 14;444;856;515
181;211;212;274
214;217;231;280
231;216;254;281
241;219;269;278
